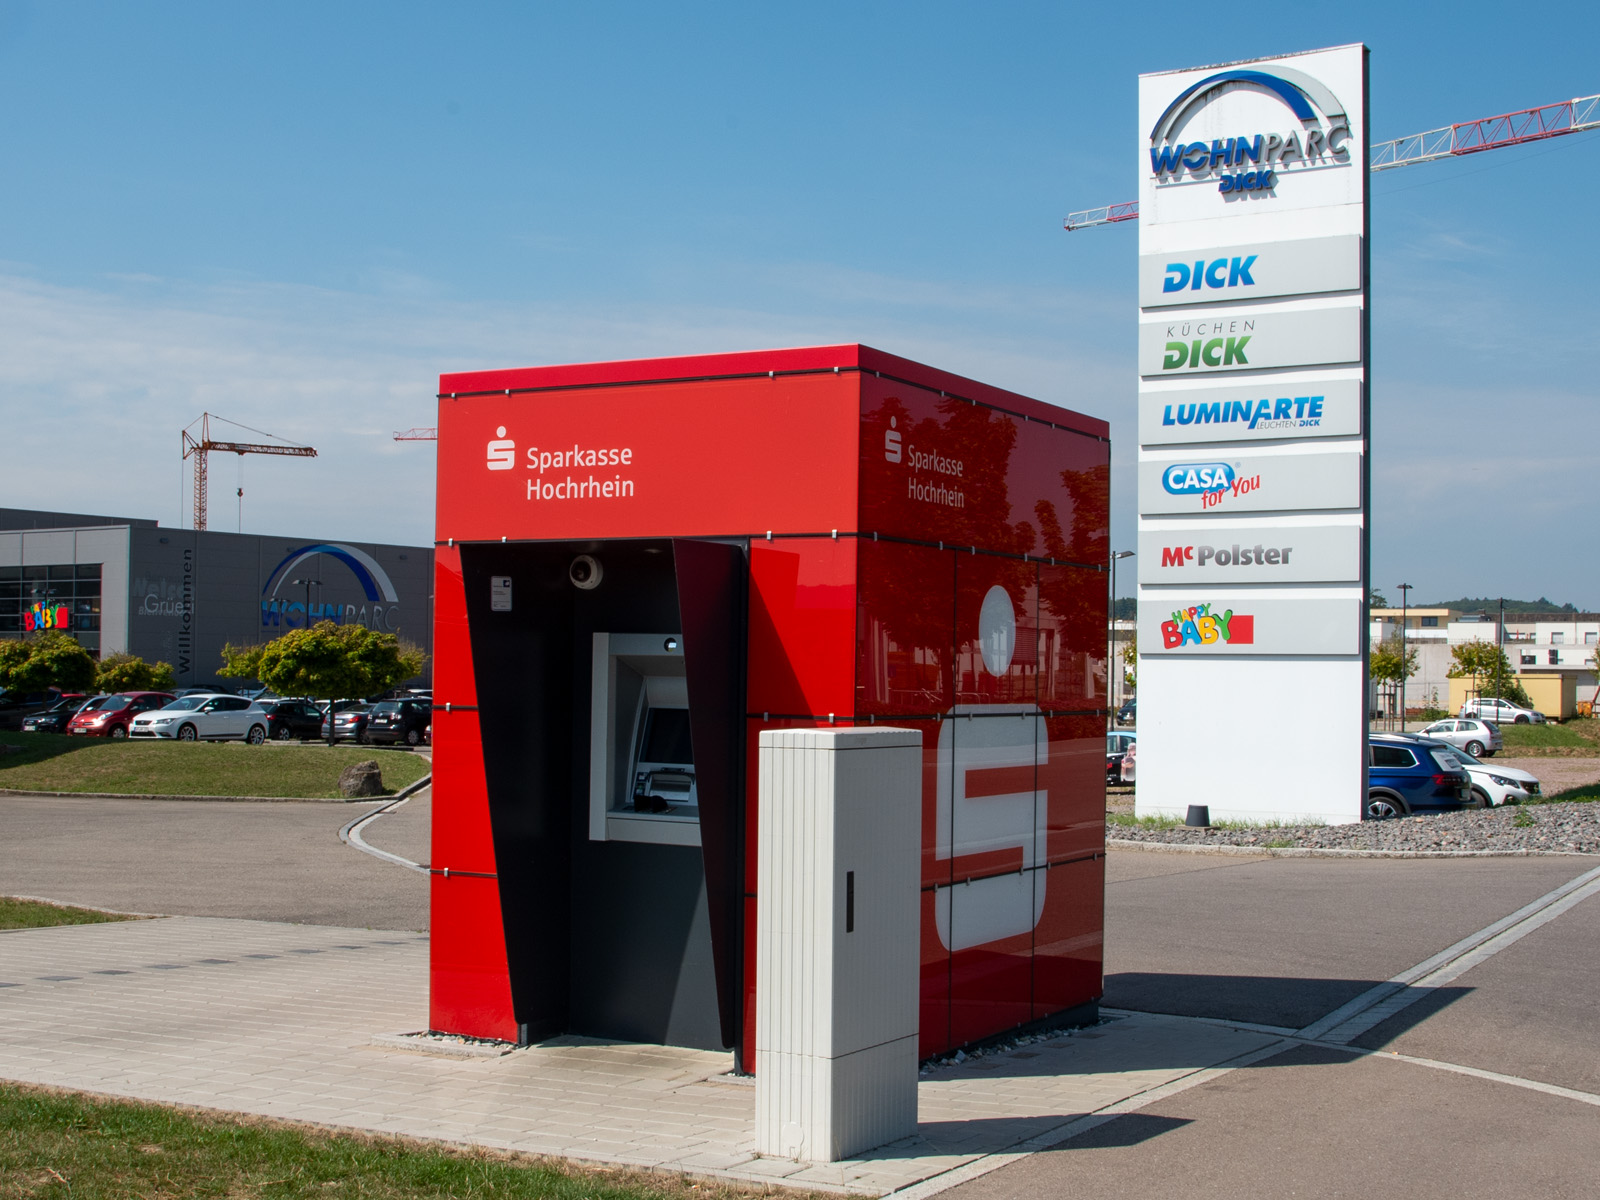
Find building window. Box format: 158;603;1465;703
1420;616;1438;627
1550;650;1560;665
1521;654;1536;665
1551;631;1565;645
1587;631;1598;646
0;563;101;646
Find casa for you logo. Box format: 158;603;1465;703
1148;65;1350;195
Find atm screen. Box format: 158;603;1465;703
641;707;693;767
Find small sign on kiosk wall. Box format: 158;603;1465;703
490;576;513;612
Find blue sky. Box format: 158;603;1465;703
2;2;1597;606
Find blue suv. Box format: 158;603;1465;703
1367;733;1471;820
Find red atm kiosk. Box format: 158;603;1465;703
430;344;1109;1068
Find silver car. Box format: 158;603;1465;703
1459;697;1545;725
131;694;270;743
1417;717;1503;758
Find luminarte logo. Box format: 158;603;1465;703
1149;66;1350;195
1160;602;1254;648
1160;395;1327;432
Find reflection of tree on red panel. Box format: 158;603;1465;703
857;539;953;713
1035;462;1110;710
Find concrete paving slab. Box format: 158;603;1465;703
0;915;1281;1196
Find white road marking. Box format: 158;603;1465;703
337;779;429;875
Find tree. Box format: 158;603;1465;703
219;621;427;744
1368;590;1390;610
1369;635;1417;723
1447;639;1533;709
1121;640;1136;692
0;631;98;693
95;653;177;693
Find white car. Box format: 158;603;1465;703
1447;750;1541;807
1459;697;1545;725
131;694;270;744
1417;717;1503;758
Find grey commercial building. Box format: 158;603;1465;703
0;508;432;690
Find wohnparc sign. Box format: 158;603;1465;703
1135;45;1369;826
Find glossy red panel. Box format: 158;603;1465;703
859;374;1110;560
436;374;858;543
429;873;517;1041
1038;563;1107;713
947;878;1035;1047
944;711;1041;885
742;894;758;1070
921;886;952;1058
747;538;857;717
430;549;497;874
1039;714;1105;864
431;548;477;706
955;555;1037;706
1032;855;1104;1018
855;539;954;717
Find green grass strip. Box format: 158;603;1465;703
0;733;428;799
0;1083;796;1200
0;897;132;931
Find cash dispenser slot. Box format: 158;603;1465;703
590;633;700;845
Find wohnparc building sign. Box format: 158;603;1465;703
1136;45;1369;826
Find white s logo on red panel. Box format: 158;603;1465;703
486;426;515;471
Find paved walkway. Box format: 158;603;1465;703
0;916;1278;1195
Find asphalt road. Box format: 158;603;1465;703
0;793;427;930
950;847;1600;1200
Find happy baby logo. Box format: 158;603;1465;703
1160;602;1254;649
24;602;69;632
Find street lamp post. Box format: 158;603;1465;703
1397;583;1413;728
1109;550;1134;729
290;578;321;627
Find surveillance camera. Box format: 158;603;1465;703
569;555;603;590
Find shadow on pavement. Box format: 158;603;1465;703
1105;971;1471;1035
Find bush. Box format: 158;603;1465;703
0;631;97;693
95;653;177;693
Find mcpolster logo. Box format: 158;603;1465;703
1160;602;1254;648
1160;543;1294;569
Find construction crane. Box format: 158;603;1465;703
393;427;438;441
1064;92;1600;231
181;413;317;532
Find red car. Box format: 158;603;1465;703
67;691;176;739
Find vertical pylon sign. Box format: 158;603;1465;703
1135;45;1370;824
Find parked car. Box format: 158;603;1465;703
67;691;176;738
1366;733;1472;819
260;698;325;741
0;687;74;731
1106;731;1137;783
130;694;269;743
1459;697;1544;725
20;695;89;734
1388;733;1542;807
1119;737;1135;784
365;698;432;746
1116;699;1136;727
1416;717;1503;759
321;703;372;742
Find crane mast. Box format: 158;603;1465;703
181;413;317;531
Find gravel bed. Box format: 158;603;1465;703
1111;802;1600;854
